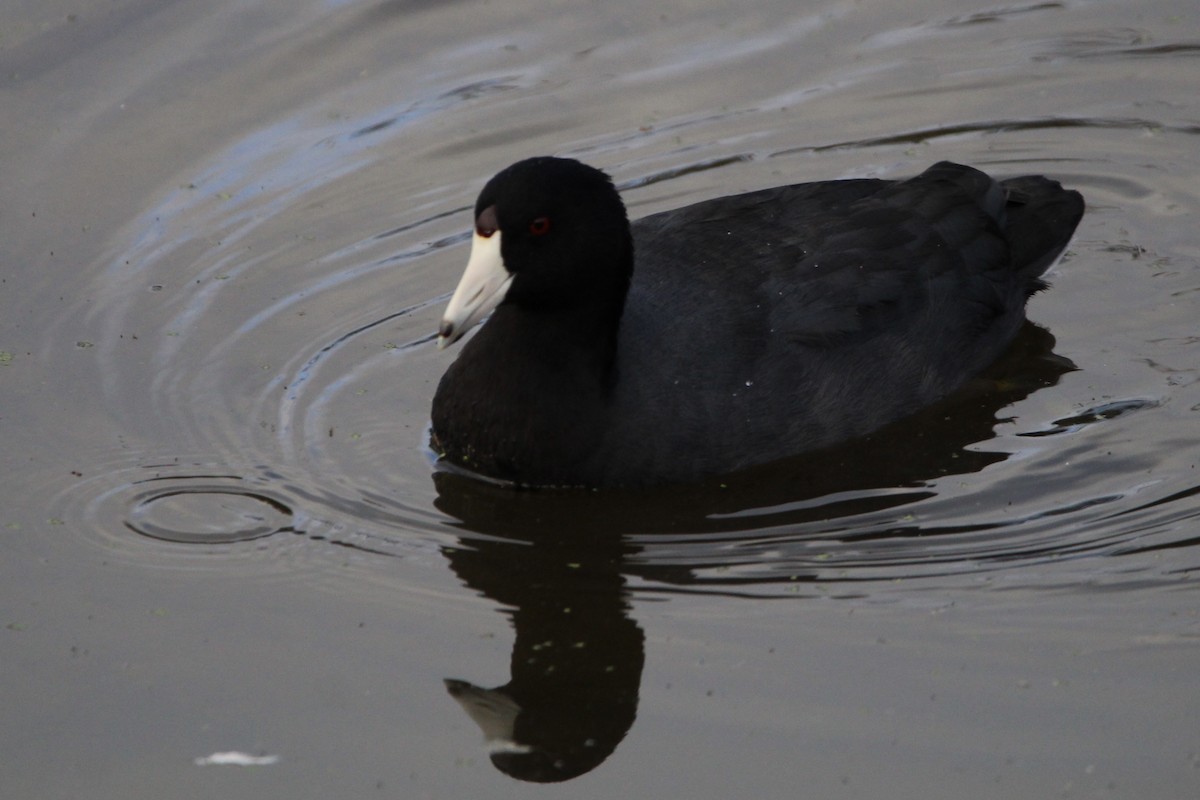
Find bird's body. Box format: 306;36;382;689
431;158;1084;488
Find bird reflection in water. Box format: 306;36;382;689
439;499;644;782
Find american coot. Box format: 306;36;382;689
431;157;1084;488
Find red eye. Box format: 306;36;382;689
529;216;551;236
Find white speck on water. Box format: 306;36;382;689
194;752;280;767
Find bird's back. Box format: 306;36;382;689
589;162;1084;484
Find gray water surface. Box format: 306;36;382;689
2;1;1199;797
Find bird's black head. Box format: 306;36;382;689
439;157;633;348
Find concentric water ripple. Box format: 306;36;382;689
47;455;457;583
49;459;299;573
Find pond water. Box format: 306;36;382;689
2;0;1199;797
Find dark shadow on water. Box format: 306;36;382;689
433;322;1074;782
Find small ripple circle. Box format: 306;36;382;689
126;484;295;544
